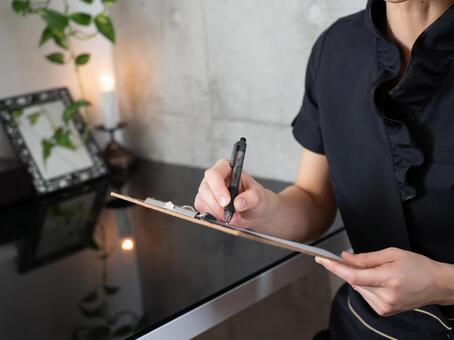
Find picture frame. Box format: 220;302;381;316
17;178;108;273
0;88;109;195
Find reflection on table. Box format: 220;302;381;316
0;160;293;340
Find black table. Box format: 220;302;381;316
0;160;346;340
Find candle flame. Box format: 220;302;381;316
121;238;134;251
100;73;116;92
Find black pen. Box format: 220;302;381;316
224;137;247;223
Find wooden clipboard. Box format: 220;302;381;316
111;192;342;261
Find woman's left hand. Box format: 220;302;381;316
315;247;447;316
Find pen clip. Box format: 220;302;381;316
230;142;239;168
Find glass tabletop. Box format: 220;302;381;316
0;160;295;340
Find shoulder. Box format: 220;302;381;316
328;10;368;37
313;9;370;55
309;10;375;78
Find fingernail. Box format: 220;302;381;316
219;195;229;207
315;257;322;264
234;198;246;211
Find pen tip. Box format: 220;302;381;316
224;211;233;224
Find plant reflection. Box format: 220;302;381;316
72;211;146;339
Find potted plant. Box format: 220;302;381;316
10;0;119;162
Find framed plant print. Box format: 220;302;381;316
0;88;109;195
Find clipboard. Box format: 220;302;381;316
111;192;342;261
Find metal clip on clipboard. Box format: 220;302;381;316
144;197;219;222
144;197;251;230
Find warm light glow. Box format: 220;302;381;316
121;238;135;251
99;73;116;92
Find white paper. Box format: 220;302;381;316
225;224;342;261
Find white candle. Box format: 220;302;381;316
99;73;120;130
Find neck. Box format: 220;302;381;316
386;0;454;63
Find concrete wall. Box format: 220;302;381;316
0;0;115;158
112;0;365;182
0;0;366;181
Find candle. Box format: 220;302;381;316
99;73;120;130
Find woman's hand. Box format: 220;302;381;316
315;248;448;316
194;159;274;228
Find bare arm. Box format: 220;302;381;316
260;147;337;242
194;146;336;243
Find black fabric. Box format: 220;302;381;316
291;0;454;261
291;0;454;336
291;29;327;155
330;284;454;340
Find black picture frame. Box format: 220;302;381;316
16;178;108;273
0;87;109;195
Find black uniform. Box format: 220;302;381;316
291;0;454;338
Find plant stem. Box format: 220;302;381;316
31;0;52;5
29;0;52;11
62;0;69;14
62;0;90;123
68;42;90;120
73;32;98;40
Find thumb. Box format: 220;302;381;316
233;188;261;212
341;248;397;269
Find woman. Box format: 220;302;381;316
195;0;454;338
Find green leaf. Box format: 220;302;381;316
46;52;65;64
53;127;76;150
80;0;94;3
39;27;53;47
42;139;55;162
70;12;91;26
103;285;119;295
94;13;115;43
75;53;90;66
40;27;68;49
27;112;41;125
41;9;68;31
52;30;69;49
11;109;23;119
62;99;90;124
12;0;30;15
102;0;118;6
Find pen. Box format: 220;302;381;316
224;137;247;223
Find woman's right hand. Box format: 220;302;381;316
194;159;274;228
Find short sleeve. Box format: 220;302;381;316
291;32;327;155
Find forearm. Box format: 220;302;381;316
254;185;336;242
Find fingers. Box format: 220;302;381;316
197;181;225;218
352;285;388;316
341;248;399;269
233;187;262;212
315;257;385;287
194;193;224;221
229;212;249;227
204;159;232;207
197;159;265;226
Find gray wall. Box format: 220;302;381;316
112;0;365;182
